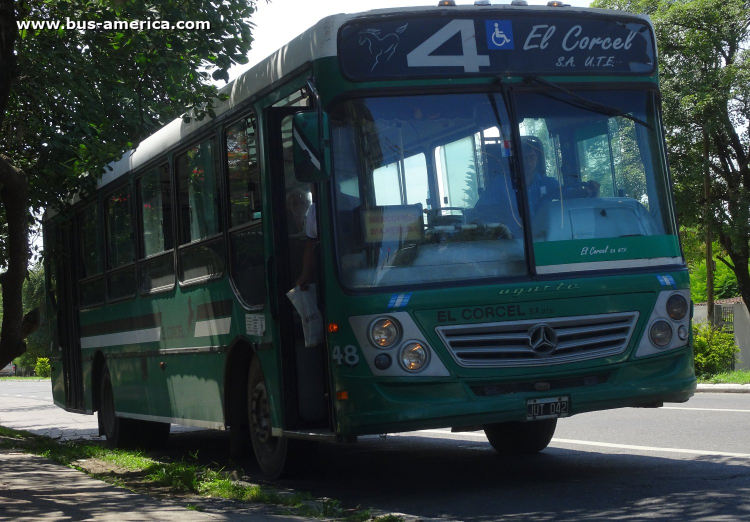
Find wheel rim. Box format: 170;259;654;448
251;381;275;448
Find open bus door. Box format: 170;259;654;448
47;222;85;411
265;106;332;433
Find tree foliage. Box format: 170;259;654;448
690;261;740;303
591;0;750;308
34;356;51;378
0;0;258;366
692;322;738;377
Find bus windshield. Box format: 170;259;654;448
330;89;677;290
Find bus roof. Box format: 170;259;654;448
94;3;644;192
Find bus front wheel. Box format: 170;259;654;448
248;359;302;478
483;419;557;455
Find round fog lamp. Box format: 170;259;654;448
666;294;689;321
400;342;429;372
369;317;401;349
678;325;689;341
650;320;673;347
374;353;392;370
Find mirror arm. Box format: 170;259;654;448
306;76;325;162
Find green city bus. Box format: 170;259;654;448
44;2;696;478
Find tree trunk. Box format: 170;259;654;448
703;129;715;325
0;154;32;367
0;0;17;128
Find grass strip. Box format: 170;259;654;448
698;370;750;384
0;425;397;521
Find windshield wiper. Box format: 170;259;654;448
523;75;654;131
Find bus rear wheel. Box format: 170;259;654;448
248;359;303;478
483;419;557;455
99;364;169;448
99;364;131;447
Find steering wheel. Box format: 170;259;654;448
431;207;466;225
562;180;599;198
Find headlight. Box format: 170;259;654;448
399;341;429;372
666;294;689;321
369;317;401;349
649;320;673;347
678;325;689;341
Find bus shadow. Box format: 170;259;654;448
280;434;750;521
159;428;750;520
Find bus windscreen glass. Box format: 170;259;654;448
330;90;679;289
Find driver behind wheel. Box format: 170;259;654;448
473;136;558;234
473;136;600;234
519;136;560;214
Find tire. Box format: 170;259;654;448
99;364;170;448
99;364;132;448
248;359;306;478
483;419;557;455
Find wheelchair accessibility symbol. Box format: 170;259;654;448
486;20;514;50
492;24;511;46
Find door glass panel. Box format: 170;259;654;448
176;138;221;244
106;187;134;268
79;204;102;278
138;165;173;258
226;118;261;227
226;114;266;307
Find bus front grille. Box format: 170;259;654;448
435;312;639;367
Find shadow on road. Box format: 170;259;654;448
162;429;750;521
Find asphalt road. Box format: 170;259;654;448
1;380;749;521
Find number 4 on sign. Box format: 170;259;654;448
407;19;490;73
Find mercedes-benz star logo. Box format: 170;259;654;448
528;324;558;356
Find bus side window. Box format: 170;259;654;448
226;115;266;309
105;185;136;301
175;137;225;282
137;164;175;294
78;203;105;308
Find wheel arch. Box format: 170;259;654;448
223;338;255;429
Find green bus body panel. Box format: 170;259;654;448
334;347;694;436
534;235;681;267
51;360;66;408
312;56;661;107
77;279;265;425
321;268;694;436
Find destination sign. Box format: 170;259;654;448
339;13;655;80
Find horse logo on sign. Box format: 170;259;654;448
359;23;409;71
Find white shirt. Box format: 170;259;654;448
305;203;317;239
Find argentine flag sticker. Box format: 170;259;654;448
388;293;412;308
657;275;676;287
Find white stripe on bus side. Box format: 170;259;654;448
536;257;682;275
194;317;232;338
80;327;162;349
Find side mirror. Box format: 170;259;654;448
292;111;330;182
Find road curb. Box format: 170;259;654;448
696;383;750;393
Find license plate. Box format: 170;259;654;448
526;396;570;420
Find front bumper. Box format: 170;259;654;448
337;346;696;436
